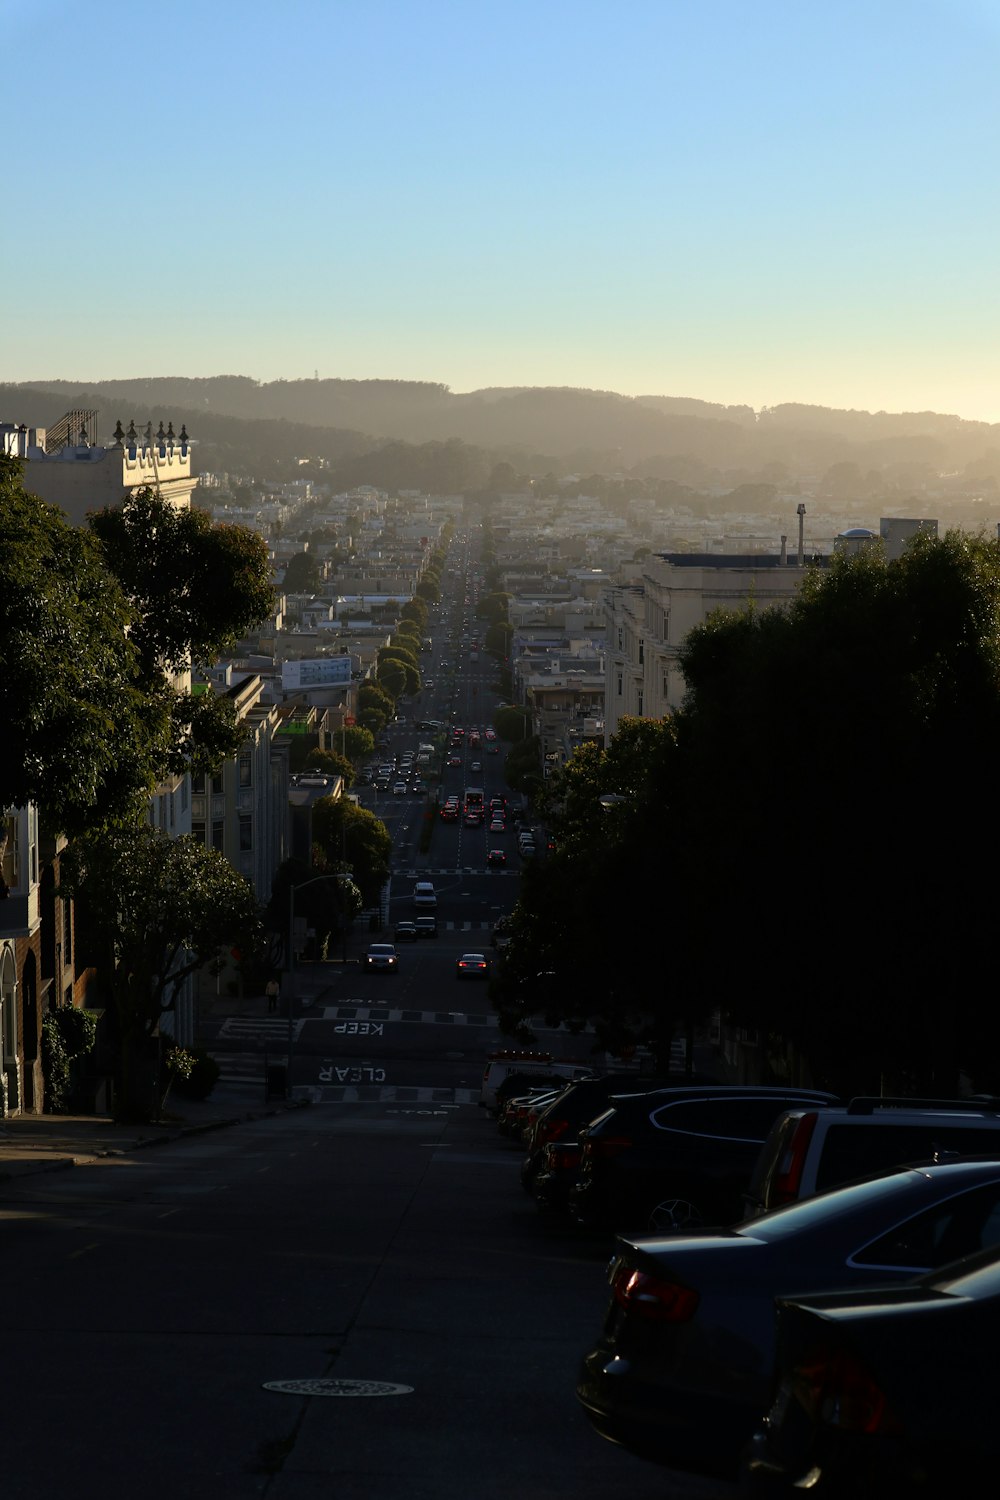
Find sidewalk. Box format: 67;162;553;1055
0;963;358;1183
0;1083;291;1182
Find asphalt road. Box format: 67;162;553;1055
0;540;737;1498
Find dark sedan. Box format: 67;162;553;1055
745;1242;1000;1494
578;1158;1000;1479
455;952;490;980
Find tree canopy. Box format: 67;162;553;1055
497;534;1000;1094
311;796;392;906
1;457;161;832
61;827;259;1120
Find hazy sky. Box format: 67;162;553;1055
3;0;999;421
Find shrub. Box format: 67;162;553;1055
172;1047;221;1101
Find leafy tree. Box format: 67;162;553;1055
493;718;684;1066
303;748;356;787
376;659;407;699
494;706;532;742
311;797;391;905
340;724;375;764
1;456;161;833
503;736;543;796
415;577;440;604
280;550;321;593
400;598;428;628
670;532;1000;1095
476;591;512;625
264;856;361;964
89;490;274;678
359;681;395;719
484;620;512;658
61;828;260;1121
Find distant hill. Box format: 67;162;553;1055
4;377;1000;482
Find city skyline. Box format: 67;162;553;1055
3;0;999;424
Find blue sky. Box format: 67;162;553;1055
3;0;999;420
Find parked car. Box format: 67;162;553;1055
414;916;438;939
744;1094;1000;1216
393;921;418;942
522;1075;657;1198
570;1086;839;1232
456;952;490;980
578;1158;1000;1479
362;943;399;973
744;1241;1000;1495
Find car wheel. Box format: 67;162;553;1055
647;1198;704;1232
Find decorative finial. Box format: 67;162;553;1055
179;423;189;444
79;424;88;446
113;419;125;445
127;419;137;443
156;421;166;443
166;421;175;442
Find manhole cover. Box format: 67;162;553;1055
263;1379;414;1398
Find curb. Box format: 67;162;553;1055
0;1099;312;1183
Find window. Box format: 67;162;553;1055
638;638;645;665
617;672;623;696
212;821;225;851
637;689;644;715
239;750;253;788
62;896;73;965
239;815;253;851
211;771;224;794
1;812;18;889
192;821;206;846
853;1180;1000;1272
617;627;624;650
192;772;206;794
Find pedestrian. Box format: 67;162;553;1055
265;977;280;1014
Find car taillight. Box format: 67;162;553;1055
771;1114;818;1205
793;1347;902;1435
611;1266;699;1323
547;1143;580;1171
536;1116;569;1147
583;1133;634;1160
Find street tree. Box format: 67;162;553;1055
61;827;260;1122
1;456;162;833
494;705;532;742
671;531;1000;1095
311;797;392;906
476;591;512;625
280;550;321;593
340;724;375;764
376;658;408;700
302;748;356;787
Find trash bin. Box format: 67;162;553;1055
265;1064;287;1099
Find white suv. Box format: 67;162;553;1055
413;882;437;909
744;1095;1000;1217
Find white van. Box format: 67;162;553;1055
479;1050;591;1111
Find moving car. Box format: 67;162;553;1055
487;849;506;867
414;916;438;938
456;952;490;980
413;882;437;909
393;921;418;942
577;1158;1000;1479
362;943;399;973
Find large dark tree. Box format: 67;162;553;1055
1;456;162;832
61;828;260;1121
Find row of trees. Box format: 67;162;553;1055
2;456;280;1120
494;532;1000;1097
